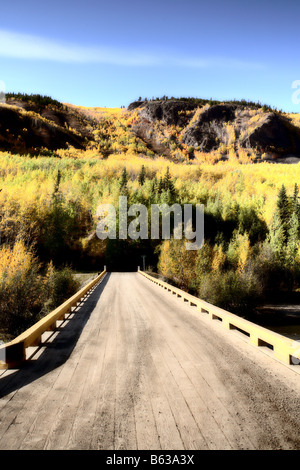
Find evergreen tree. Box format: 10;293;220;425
270;210;286;261
270;184;300;270
119;167;129;196
286;183;300;267
157;177;164;195
138;165;146;186
163;167;176;199
52;169;62;204
276;184;291;244
287;210;299;265
44;170;70;263
292;183;300;232
293;182;299;205
151;176;157;192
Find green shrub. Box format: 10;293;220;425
44;264;80;312
198;268;262;315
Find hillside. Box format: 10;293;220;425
1;94;300;163
0;94;95;155
128;98;300;163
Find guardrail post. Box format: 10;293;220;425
47;321;57;331
197;306;209;314
250;335;259;346
274;347;291;365
31;335;42;347
0;341;25;369
223;319;233;330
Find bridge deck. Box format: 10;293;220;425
0;272;300;450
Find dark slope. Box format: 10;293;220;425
129;99;300;160
0;97;95;155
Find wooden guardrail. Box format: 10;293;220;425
138;270;300;367
0;270;107;369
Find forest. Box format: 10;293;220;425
0;96;300;341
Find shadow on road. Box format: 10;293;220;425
0;273;111;399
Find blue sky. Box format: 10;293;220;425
0;0;300;111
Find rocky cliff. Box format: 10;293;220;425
129;99;300;161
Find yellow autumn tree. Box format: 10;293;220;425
0;240;44;338
211;244;226;272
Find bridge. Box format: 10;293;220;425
0;270;300;450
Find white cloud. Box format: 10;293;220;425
0;29;159;65
0;29;264;70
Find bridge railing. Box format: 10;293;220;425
0;270;107;370
138;270;300;367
